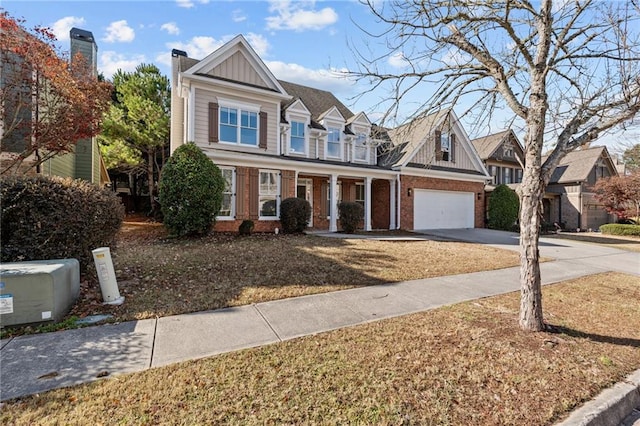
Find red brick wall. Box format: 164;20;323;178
372;179;390;229
400;175;485;230
213;166;295;233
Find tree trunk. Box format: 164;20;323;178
518;171;545;331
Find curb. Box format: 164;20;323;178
556;369;640;426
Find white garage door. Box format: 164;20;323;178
413;189;474;229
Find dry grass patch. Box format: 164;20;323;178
2;273;639;425
545;231;640;252
57;222;519;324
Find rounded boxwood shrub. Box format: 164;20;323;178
488;184;519;231
159;142;224;237
279;197;311;233
1;175;124;271
338;201;364;234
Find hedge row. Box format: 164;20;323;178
1;175;124;270
599;224;640;237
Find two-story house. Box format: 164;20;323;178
471;130;524;186
170;35;490;232
544;146;618;230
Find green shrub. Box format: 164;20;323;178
0;175;124;271
279;197;311;233
159;142;224;237
599;224;640;236
338;201;364;234
488;185;519;231
239;220;254;236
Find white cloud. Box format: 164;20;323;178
388;52;408;69
103;20;135;43
176;0;209;8
441;48;471;67
161;22;180;35
266;0;338;31
51;16;86;42
99;51;146;78
244;33;270;57
266;60;354;95
232;9;247;23
158;33;270;66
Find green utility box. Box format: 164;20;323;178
0;259;80;327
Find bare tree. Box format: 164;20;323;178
351;0;640;331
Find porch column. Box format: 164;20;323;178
329;173;338;232
365;176;372;231
389;178;396;230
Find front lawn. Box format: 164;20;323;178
68;221;520;324
2;273;639;425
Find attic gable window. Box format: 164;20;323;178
435;129;455;162
440;131;451;161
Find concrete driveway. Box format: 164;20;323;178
417;228;640;277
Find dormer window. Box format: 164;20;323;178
354;133;368;162
290;121;306;154
327;127;341;158
503;143;514;158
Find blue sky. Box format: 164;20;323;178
3;0;634;150
5;1;387;115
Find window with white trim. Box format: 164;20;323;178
290;121;306;154
220;106;258;146
259;170;279;218
327;127;341;158
354;133;368;162
355;183;365;207
504;167;511;184
218;167;235;219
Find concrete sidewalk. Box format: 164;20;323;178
1;230;639;424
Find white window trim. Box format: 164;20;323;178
259;169;280;221
217;98;261;147
217;166;235;221
352;133;370;163
355;182;365;206
289;120;308;156
325;126;343;160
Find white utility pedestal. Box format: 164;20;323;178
92;247;124;305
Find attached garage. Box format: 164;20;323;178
413;189;475;229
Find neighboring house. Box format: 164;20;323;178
170;35;490;232
471;130;525;223
471;130;524;186
544;146;618;230
0;27;109;185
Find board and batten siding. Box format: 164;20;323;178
411;135;476;171
206;50;269;90
193;88;278;155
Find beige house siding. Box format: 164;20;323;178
206;50;270;89
411;137;476;171
193;88;278;155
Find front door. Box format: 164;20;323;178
297;178;313;227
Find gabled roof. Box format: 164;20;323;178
278;80;355;130
471;129;524;160
386;109;449;167
181;34;287;95
547;146;617;184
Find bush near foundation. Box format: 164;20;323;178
159;142;224;237
338;201;364;234
0;175;124;270
280;197;311;233
599;224;640;236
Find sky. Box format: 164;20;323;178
3;0;636;152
